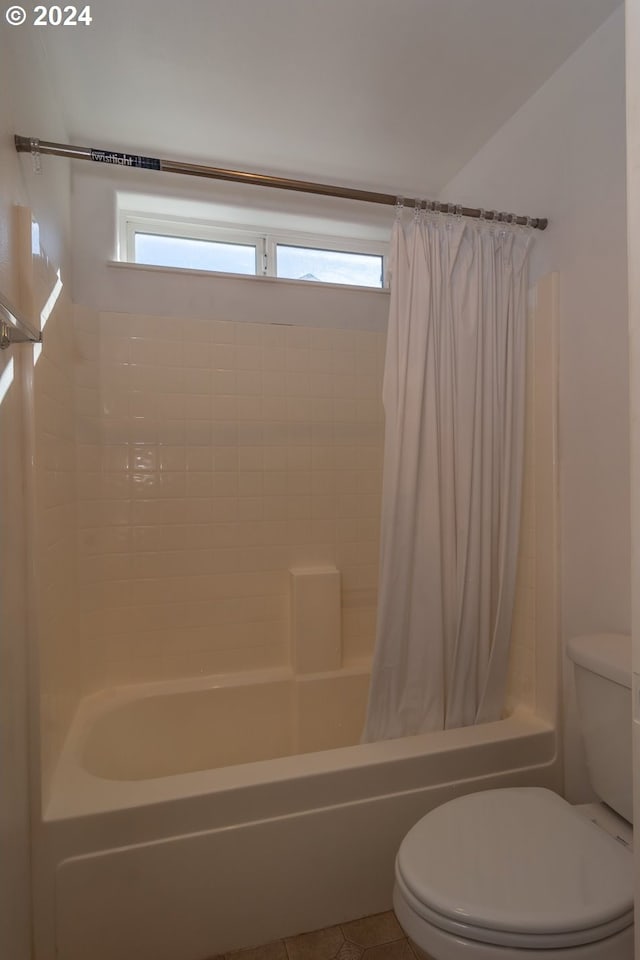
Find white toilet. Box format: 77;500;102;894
393;634;634;960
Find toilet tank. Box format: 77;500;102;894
566;634;632;823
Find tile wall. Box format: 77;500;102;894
74;309;385;690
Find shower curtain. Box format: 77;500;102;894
362;215;532;742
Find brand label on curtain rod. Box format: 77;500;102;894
90;149;161;170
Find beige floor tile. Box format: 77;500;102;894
404;943;433;960
336;942;364;960
285;925;345;960
414;948;437;960
361;942;415;960
226;940;288;960
341;912;404;948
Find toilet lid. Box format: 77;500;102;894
396;788;633;943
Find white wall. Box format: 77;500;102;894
73;306;386;693
0;20;72;960
441;7;629;800
70;162;391;328
625;0;640;949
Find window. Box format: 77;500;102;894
275;244;383;287
134;233;257;275
120;215;387;289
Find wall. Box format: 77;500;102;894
505;305;537;713
70;162;391;315
0;19;76;960
505;276;561;729
625;0;640;945
31;260;79;800
74;298;386;689
440;7;628;800
0;213;32;959
69;164;392;690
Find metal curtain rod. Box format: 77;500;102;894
0;290;42;350
15;136;548;230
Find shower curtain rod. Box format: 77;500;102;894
15;136;548;230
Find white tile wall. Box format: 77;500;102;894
74;310;385;690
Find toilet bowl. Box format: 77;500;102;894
393;635;634;960
393;786;633;959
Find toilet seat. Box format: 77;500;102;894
395;868;632;950
395;787;633;950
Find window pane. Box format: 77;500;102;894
134;233;256;275
276;245;383;288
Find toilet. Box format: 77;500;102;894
393;634;634;960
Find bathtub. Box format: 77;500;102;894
35;665;561;960
80;666;372;781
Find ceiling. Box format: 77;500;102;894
39;0;622;197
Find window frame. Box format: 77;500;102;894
123;216;265;276
120;213;388;289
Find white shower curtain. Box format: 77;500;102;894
362;215;532;742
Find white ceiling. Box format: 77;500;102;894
39;0;621;197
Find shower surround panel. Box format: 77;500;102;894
30;257;81;797
505;308;536;713
73;308;385;690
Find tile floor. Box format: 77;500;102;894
214;911;432;960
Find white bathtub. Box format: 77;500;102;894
81;666;371;781
36;667;561;960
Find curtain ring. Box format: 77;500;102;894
30;137;42;175
395;197;404;221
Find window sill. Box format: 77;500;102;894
108;260;390;295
